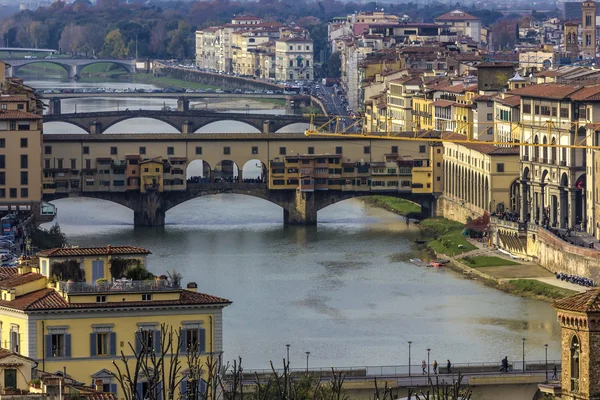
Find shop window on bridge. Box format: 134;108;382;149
113;181;125;187
273;179;285;185
372;181;385;187
412;183;424;188
287;168;298;173
286;179;299;185
328;158;340;164
302;159;310;164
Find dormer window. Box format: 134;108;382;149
96;295;106;303
142;294;152;301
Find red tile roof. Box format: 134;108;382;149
0;95;29;102
495;95;521;107
0;110;41;120
554;289;600;312
37;245;151;257
442;132;520;155
509;83;583;100
0;273;44;289
432;99;455;108
0;348;36;363
0;267;18;280
7;288;230;311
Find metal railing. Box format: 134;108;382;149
60;280;181;293
240;360;561;377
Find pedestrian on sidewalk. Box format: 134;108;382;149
447;359;451;374
421;360;426;375
433;360;438;374
552;365;557;380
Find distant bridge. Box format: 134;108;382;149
6;58;137;79
0;47;57;53
40;92;291;100
42;110;328;134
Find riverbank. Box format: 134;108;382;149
361;196;422;219
417;217;579;302
191;98;285;111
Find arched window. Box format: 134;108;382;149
551;137;557;163
571;335;580;392
543;136;548;161
534;135;540;159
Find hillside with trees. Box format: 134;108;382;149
0;0;515;62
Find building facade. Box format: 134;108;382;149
275;37;313;81
0;246;230;396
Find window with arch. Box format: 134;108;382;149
571;335;580;392
543;137;548;161
551;137;557;163
534;136;539;159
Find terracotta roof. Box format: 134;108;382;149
435;10;480;21
432;99;455;108
495;95;521;107
554;289;600;313
0;273;44;289
0;267;18;280
442;132;520;155
0;95;29;102
509;83;582;100
569;85;600;101
37;245;151;257
0;110;40;120
0;348;36;363
0;287;231;311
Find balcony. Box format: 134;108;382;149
59;279;181;294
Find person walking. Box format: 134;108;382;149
447;359;452;374
552;365;557;380
421;360;426;375
433;360;438;374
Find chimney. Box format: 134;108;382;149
187;282;198;293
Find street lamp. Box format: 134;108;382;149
408;341;412;377
286;344;290;365
545;344;548;381
427;348;431;378
522;338;526;372
305;351;310;374
245;104;249;114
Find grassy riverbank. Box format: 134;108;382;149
501;279;577;300
362;196;421;218
462;255;520;268
421;217;476;256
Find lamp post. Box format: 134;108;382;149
245;104;249;114
545;344;548;381
135;34;139;60
522;338;526;372
427;348;431;378
305;351;310;374
408;341;412;377
286;344;290;365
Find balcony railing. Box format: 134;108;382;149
59;279;181;294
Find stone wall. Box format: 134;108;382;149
154;65;281;91
437;196;485;223
536;228;600;280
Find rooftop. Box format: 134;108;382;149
0;273;44;289
0;110;41;120
0;287;231;311
554;289;600;313
442;132;520;155
37;245;151;257
435;9;480;21
60;279;180;294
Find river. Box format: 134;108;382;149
26;73;562;369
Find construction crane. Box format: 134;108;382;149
303;114;600;150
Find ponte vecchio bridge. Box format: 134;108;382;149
41;132;440;227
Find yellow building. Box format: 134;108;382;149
0;245;231;397
442;132;520;214
0;349;36;392
140;158;164;193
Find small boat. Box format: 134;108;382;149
414;239;427;245
410;258;422;264
435;259;450;265
429;260;445;267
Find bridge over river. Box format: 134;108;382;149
41;132;440;227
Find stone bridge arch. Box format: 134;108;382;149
315;191;434;215
13;60;72;76
43;120;90;134
78;61;135;74
193;118;264;133
101;115;182;134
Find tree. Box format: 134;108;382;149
29;21;49;49
326;52;341;78
149;21;167;57
102;28;128;58
59;24;82;54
